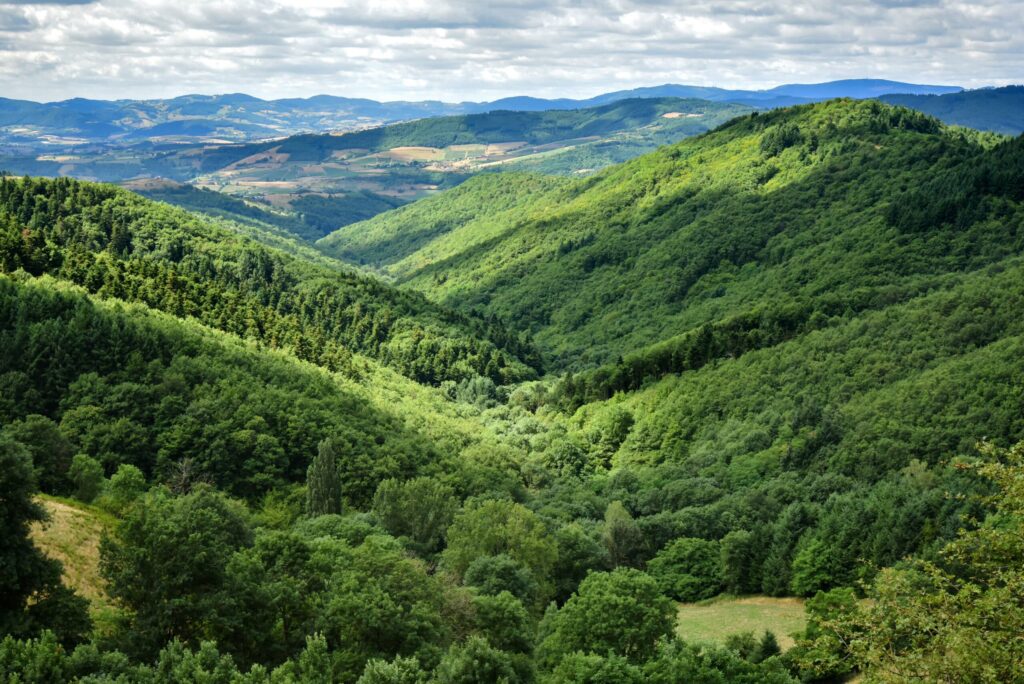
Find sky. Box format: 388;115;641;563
1;0;1021;103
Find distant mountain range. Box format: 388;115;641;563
0;79;962;145
547;79;962;110
134;97;751;240
4;84;1021;243
880;86;1024;135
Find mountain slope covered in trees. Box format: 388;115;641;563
3;97;1024;683
318;173;570;269
322;99;1023;370
0;176;539;385
0;274;510;504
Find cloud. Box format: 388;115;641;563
1;1;96;5
0;0;1019;101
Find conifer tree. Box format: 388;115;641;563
306;438;342;516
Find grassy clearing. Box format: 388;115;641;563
676;596;807;650
30;495;120;630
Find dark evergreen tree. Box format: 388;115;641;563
306;438;342;516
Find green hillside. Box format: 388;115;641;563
3;98;1024;683
1;98;750;247
181;98;749;227
323;99;1022;371
0;176;539;385
208;97;751;168
125;180;409;242
0;273;507;503
318;173;569;268
314;99;1024;597
881;85;1024;135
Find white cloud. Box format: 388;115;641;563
0;0;1020;102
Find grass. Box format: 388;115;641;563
30;494;121;633
676;595;808;650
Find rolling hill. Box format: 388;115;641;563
9;83;1008;248
1;273;511;504
0;80;960;147
160;97;753;197
190;97;754;169
4;97;1024;683
315;99;1024;579
316;97;1024;605
319;99;1023;370
122;178;407;243
170;98;749;237
880;85;1024;134
0;98;751;241
0;176;540;386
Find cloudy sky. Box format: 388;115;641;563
1;0;1021;103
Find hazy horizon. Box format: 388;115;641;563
5;77;999;106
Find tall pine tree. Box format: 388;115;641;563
306;438;341;516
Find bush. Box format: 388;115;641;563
68;454;104;503
647;537;723;601
101;464;146;513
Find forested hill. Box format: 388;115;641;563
880;85;1024;135
317;173;570;268
0;176;540;385
0;273;508;503
320;99;1023;371
174;97;751;173
4;97;1024;683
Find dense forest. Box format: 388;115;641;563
3;98;1024;682
132;183;408;243
0;176;539;385
321;99;1020;369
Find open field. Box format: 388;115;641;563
676;596;808;650
30;495;118;628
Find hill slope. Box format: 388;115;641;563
323;99;1023;370
1;273;507;503
880;85;1024;134
530;251;1024;598
123;179;407;242
175;97;751;197
5;95;1024;683
317;173;570;269
204;97;751;165
0;98;750;243
0;177;539;384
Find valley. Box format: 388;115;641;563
2;80;1023;684
3;85;1019;252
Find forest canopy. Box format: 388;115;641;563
2;98;1023;682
